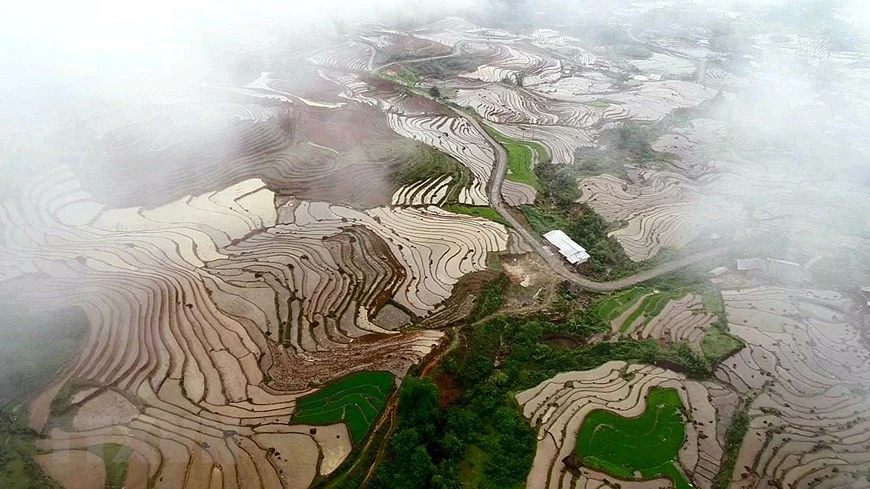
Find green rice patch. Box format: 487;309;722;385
593;287;653;322
595;288;690;333
701;326;743;363
291;371;394;444
482;125;547;191
444;205;509;226
575;387;693;489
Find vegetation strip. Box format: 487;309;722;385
713;398;751;489
444;204;509;226
482;124;545;190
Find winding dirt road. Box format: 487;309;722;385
363;34;732;293
368;40;471;72
456;109;733;292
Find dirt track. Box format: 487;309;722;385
455;108;733;292
365;34;731;292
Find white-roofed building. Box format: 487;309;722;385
543;230;590;265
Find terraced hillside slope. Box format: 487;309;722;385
714;287;870;488
517;361;724;489
0;157;514;488
4;4;869;488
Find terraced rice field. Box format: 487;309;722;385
9;11;864;489
78;97;439;210
714;287;870;488
487;122;595;166
454;83;604;127
578;170;739;262
392;175;455;206
454;77;713;130
363;31;452;65
0;27;559;484
614;291;680;334
459;41;562;86
517;361;724;489
387;114;494;205
321;70;447;116
597;287;718;352
425;21;721;265
0;158;515;487
528;29;597;66
413;17;517;49
578;173;697;262
529;79;716;122
631;53;697;77
291;371;394;444
308;42;374;71
575;387;692;489
390;143;472;207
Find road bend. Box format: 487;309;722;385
454;109;732;292
354;37;730;292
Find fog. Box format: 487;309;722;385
1;0;868;257
2;3;870;487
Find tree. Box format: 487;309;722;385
615;122;655;159
429;86;441;99
399;377;440;428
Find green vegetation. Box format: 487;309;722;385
702;325;743;363
468;274;509;322
444;205;508;226
0;304;88;488
392;143;473;204
522;201;639;279
402;56;484;80
369;378;451;489
593;287;653;322
369;284;717;488
482;125;547;190
0;409;62;489
382;66;420;87
0;305;88;405
696;287;743;365
89;444;132;489
612;44;655;59
572;387;692;489
574;121;676;178
291;371;395;444
391;143;462;184
528;161;581;209
714;400;751;489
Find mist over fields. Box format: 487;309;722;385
1;1;869;489
3;0;867;282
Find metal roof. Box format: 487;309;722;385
543;230;590;265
